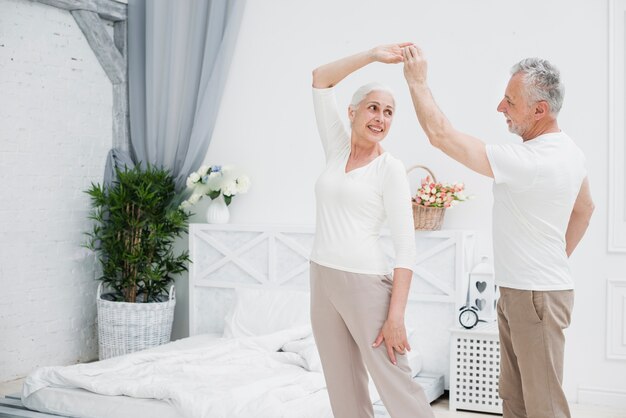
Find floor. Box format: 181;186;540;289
429;396;626;418
0;381;21;398
2;378;625;418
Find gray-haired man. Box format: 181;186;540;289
401;45;594;418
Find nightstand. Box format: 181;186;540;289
449;321;502;414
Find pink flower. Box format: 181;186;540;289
413;176;469;208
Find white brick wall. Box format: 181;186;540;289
0;0;113;381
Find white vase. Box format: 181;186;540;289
205;196;230;224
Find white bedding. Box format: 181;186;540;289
24;327;329;418
22;327;423;418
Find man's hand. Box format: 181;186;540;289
402;44;428;85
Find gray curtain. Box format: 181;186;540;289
103;148;135;187
124;0;246;190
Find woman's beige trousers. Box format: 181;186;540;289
310;261;435;418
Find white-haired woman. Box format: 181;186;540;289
310;44;434;418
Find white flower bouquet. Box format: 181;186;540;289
180;165;250;209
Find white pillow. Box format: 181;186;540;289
222;287;311;338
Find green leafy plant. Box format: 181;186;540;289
85;165;190;303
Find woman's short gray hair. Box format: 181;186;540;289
511;58;565;115
349;82;395;109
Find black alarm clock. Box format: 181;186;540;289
459;306;479;329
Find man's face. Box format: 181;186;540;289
496;73;535;139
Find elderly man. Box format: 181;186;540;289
401;45;594;418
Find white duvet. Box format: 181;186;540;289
23;326;421;418
23;326;332;418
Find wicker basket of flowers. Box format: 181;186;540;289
407;165;466;230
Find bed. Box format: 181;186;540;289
19;224;474;417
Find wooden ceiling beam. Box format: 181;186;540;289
71;9;125;84
29;0;130;152
32;0;126;22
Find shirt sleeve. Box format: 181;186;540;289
486;143;538;191
312;87;350;161
382;158;417;271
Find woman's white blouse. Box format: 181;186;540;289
310;87;416;275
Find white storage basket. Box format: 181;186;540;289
97;284;176;360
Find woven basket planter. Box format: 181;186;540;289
411;203;445;230
407;165;446;231
96;284;176;360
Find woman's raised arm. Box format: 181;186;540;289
312;43;413;89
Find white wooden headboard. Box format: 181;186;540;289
189;223;475;386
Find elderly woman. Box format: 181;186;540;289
310;44;434;418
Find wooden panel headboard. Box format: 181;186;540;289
188;223;475;386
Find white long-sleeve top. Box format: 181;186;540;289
310;87;416;275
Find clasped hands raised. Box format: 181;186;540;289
369;42;428;85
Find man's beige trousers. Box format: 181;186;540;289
309;262;434;418
498;287;575;418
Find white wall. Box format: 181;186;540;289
182;0;626;407
0;0;111;381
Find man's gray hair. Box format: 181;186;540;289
350;82;395;109
511;58;565;115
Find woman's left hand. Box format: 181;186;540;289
372;318;411;365
370;42;414;64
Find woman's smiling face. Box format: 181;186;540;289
349;90;395;143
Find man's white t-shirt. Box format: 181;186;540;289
310;87;416;275
486;132;586;291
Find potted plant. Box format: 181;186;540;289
85;164;190;359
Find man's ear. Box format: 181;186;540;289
534;101;550;120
